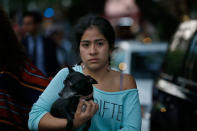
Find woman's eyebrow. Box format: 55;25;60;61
80;39;105;43
80;40;90;43
94;39;105;42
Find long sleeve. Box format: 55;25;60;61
118;91;142;131
28;68;69;130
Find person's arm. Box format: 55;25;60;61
38;99;98;131
38;113;67;131
28;68;98;131
118;74;142;131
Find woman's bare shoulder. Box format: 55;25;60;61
123;73;137;90
110;70;137;90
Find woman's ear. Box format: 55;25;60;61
109;48;113;56
109;44;115;54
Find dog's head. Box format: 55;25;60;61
59;66;97;99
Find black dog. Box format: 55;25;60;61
50;66;97;130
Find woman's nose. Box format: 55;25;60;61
89;44;97;55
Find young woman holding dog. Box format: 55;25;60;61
28;14;141;131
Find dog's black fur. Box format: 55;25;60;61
50;66;97;130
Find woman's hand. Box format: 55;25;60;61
73;99;98;128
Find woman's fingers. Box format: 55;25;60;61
73;99;98;128
81;100;98;118
73;99;98;127
87;100;98;116
77;99;98;116
82;100;92;115
76;99;84;114
73;99;86;128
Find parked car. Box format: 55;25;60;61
151;20;197;131
111;40;168;131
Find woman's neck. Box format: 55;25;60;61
83;65;110;83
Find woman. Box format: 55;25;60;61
28;14;141;131
0;6;51;131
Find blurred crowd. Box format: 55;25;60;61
10;10;80;77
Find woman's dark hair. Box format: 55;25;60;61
72;14;116;55
0;6;27;75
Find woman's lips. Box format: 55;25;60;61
88;58;99;62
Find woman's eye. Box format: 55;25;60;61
97;42;104;46
82;43;89;47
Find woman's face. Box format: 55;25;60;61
79;26;111;71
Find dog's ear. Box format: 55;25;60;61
67;65;75;73
87;75;97;84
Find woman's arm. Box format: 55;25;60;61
118;74;142;131
28;68;68;130
28;68;98;131
38;100;98;131
38;113;67;131
118;92;142;131
122;74;137;90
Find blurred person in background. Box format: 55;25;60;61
0;6;51;131
21;11;60;77
9;10;25;41
46;22;80;67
